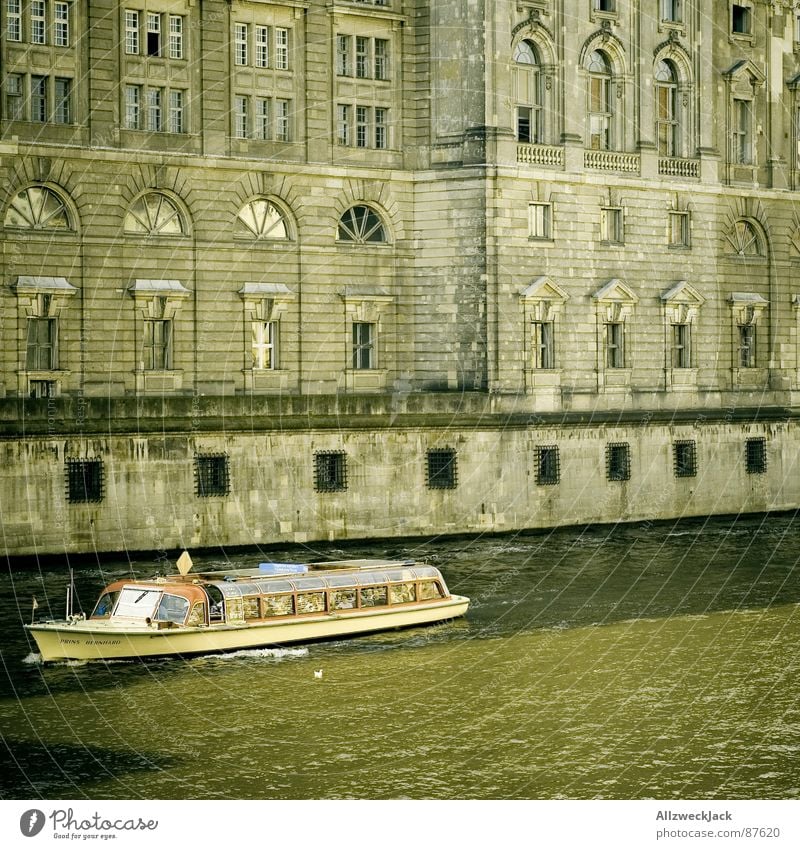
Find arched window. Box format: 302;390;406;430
4;186;72;230
655;59;679;157
586;50;613;150
124;192;186;235
728;220;762;256
236;199;290;240
337;205;387;244
513;40;542;143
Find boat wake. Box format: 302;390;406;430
208;647;310;661
22;652;42;665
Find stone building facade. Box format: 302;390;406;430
3;0;800;556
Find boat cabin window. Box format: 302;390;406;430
331;589;356;610
115;588;161;619
207;586;225;620
297;591;326;614
263;593;294;617
91;590;120;619
418;580;444;600
187;602;206;626
154;593;190;624
243;596;260;620
389;582;416;604
360;586;388;607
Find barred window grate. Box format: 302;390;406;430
314;451;347;492
673;440;697;478
65;458;104;503
426;448;457;489
745;437;767;475
195;453;230;497
606;442;631;481
535;445;560;485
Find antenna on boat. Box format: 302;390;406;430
65;567;74;618
176;550;193;576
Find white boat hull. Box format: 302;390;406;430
26;595;470;662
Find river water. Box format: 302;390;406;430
1;515;799;800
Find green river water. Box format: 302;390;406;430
1;516;799;799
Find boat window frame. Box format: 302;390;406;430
153;591;191;625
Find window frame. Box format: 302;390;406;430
65;458;105;504
673;440;697;478
195;453;231;497
535;445;560;486
745;437;766;475
314;451;348;492
606;442;631;482
426;448;458;490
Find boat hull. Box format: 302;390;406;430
26;596;469;662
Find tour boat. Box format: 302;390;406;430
25;553;470;662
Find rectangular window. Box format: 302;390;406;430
605;322;625;368
66;458;104;504
276;99;289;141
671;323;691;368
275;27;288;69
745;437;766;475
331;589;357;610
375;107;387;149
601;206;623;243
669;211;690;247
125;84;141;129
427;448;458;489
732;4;751;34
195;454;230;497
143;318;171;369
360;586;388;608
146;12;161;57
31;0;46;44
337;104;350;145
594;0;616;10
7;0;21;41
536;445;560;486
738;324;755;368
517;106;533;143
314;451;347;492
54;77;71;124
6;73;24;120
234;22;248;65
255;25;269;68
661;0;682;22
169;89;184;133
254;97;269;139
528;202;552;239
389;583;416;604
606;442;631;481
147;87;162;131
531;320;554;369
297;592;326;614
356;36;369;78
355;105;368;148
169;15;183;60
733;99;753;165
125;9;139;54
26;317;57;370
234;95;248;138
375;38;389;80
30;75;47;122
252;320;277;369
29;380;56;398
336;34;350;76
352;322;375;369
673;440;697;478
54;1;69;46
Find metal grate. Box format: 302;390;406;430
426;448;457;489
535;445;560;485
65;458;104;503
195;453;230;497
314;451;347;492
745;437;767;475
606;442;631;482
673;440;697;478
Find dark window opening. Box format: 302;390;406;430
536;445;560;485
745;437;766;474
195;454;230;497
66;458;104;503
606;442;631;481
314;451;347;492
673;440;697;477
427;448;457;489
732;5;751;34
